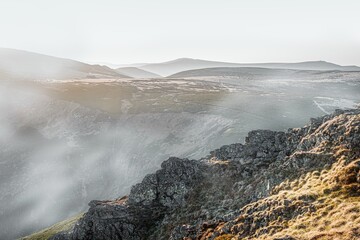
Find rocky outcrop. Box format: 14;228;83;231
51;108;360;240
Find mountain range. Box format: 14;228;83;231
139;58;360;76
1;48;359;80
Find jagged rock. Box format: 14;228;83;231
129;157;201;208
51;108;360;240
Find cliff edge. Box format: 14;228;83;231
29;108;359;240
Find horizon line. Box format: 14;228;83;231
1;47;359;68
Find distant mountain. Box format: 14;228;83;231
0;48;129;81
255;60;360;71
116;63;150;68
168;67;335;79
116;67;161;78
140;58;240;77
140;58;360;76
88;62;150;69
2;49;358;80
169;67;296;78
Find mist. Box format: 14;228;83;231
0;0;359;238
1;66;359;239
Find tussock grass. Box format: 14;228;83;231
262;156;360;240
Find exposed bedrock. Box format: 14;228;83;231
52;108;360;240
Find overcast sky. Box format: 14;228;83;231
0;0;359;65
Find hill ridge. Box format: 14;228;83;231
140;59;360;76
0;48;130;80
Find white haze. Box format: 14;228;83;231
0;1;359;238
1;70;359;239
0;0;360;65
0;83;237;239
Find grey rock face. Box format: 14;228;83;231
129;157;201;208
51;108;360;240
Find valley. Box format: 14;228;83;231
1;49;359;239
1;71;359;239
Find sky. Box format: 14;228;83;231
0;0;359;65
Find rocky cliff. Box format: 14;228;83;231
49;108;360;240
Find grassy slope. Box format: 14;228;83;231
210;114;360;240
213;156;360;240
20;213;83;240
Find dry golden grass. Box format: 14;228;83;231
260;155;360;240
214;234;235;240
